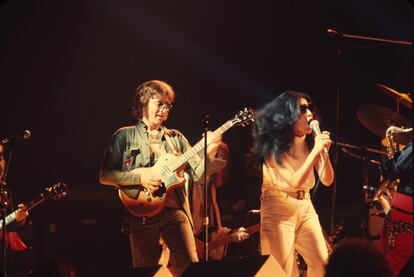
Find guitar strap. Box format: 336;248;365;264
162;128;199;215
163;132;179;156
162;127;197;229
162;127;185;197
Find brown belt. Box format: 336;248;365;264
283;190;310;200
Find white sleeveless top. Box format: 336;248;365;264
261;162;315;193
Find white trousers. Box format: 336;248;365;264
260;189;328;277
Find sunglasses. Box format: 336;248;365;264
299;103;315;114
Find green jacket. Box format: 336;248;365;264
100;120;215;230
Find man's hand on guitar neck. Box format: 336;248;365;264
194;226;250;260
233;227;249;242
15;204;29;223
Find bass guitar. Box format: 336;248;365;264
159;224;260;264
0;182;68;229
195;224;260;260
119;108;254;217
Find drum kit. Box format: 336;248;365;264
346;84;412;248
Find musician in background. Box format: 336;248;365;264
0;143;29;250
189;141;249;260
381;141;413;276
99;80;225;276
253;91;334;276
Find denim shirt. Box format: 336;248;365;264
100;120;206;229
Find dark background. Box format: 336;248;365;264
0;0;412;274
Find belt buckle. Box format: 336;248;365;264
297;190;305;200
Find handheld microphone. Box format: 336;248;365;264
325;28;341;38
309;120;328;153
0;130;31;144
326;28;338;35
247;209;261;214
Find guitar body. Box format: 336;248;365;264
119;153;186;217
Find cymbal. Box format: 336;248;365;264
375;83;412;109
356;104;412;145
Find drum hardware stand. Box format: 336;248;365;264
359;147;373;236
335;142;384;234
325;28;411;234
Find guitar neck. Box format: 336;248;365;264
208;224;260;251
0;194;47;229
25;194;48;212
169;120;234;171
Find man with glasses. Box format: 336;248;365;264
253;91;334;276
99;80;225;276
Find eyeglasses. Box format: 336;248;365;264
299;103;314;114
152;100;173;111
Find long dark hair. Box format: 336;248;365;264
253;91;319;164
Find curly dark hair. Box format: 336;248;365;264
253;91;319;164
131;80;175;119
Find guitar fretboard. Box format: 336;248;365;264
1;210;18;227
0;194;47;229
168;120;235;172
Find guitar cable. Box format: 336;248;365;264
311;150;329;199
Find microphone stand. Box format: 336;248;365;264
326;29;412;46
335;141;386;156
0;144;14;277
325;28;411;234
0;187;8;277
201;114;210;262
327;29;343;235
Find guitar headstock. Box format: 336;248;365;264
44;182;68;200
231;107;255;127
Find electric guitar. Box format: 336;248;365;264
0;182;68;229
118;108;255;217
